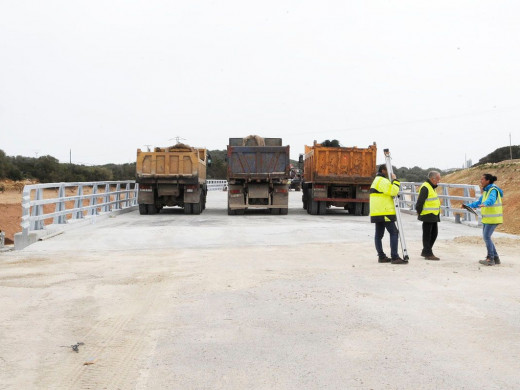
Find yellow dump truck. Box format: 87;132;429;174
136;144;210;215
301;141;377;215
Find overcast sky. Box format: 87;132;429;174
1;1;519;169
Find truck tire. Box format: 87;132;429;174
318;201;327;215
192;201;202;215
227;207;236;215
280;208;288;215
147;204;157;215
139;204;148;215
355;202;363;216
362;203;370;216
309;200;318;215
184;203;192;214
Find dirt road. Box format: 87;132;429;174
1;191;519;389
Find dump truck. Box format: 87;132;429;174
301;141;377;215
227;135;290;215
136;144;209;215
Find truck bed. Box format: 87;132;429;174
227;146;290;180
303;143;377;183
136;147;207;182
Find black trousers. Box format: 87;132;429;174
422;222;438;255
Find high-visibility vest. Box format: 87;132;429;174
481;187;503;224
419;182;441;216
369;175;400;218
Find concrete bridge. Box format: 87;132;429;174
1;191;519;389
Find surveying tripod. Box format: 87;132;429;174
383;148;409;261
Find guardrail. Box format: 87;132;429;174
0;231;4;248
17;181;138;250
399;182;481;225
207;180;228;191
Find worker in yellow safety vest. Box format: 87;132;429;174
416;171;442;261
369;164;407;264
463;174;504;266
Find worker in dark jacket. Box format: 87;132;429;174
369;164;407;264
416;171;442;260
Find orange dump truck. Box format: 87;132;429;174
301;141;377;215
136;144;210;215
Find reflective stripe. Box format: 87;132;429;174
423;207;439;211
426;197;438;201
481;213;503;218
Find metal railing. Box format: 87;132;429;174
399;182;481;224
207;180;228;191
18;181;138;249
0;231;4;248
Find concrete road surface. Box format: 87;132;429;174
1;191;519;389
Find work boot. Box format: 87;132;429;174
378;256;391;263
479;257;495;266
424;255;440;261
420;250;426;258
494;256;501;264
391;257;408;264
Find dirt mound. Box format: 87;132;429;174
443;160;520;235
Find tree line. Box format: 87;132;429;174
0;150;136;182
0;149;228;182
1;145;517;183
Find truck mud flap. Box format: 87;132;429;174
272;185;289;206
228;185;245;209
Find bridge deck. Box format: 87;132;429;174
1;191;519;389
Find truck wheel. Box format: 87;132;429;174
355;202;363;216
139;204;148;215
147;204;157;214
318;201;327;215
235;209;245;215
280;208;288;215
227;207;236;215
271;208;280;215
362;203;370;216
192;201;202;215
309;200;318;215
184;203;192;214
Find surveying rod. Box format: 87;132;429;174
383;148;409;261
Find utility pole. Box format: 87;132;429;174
169;136;186;144
510;133;513;160
70;149;72;164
